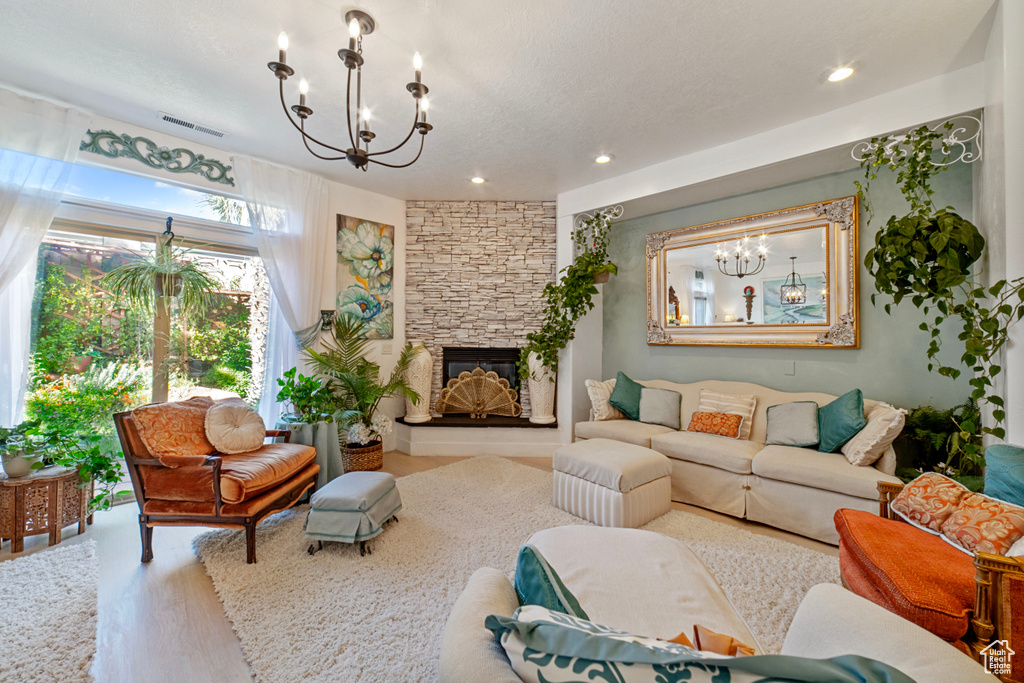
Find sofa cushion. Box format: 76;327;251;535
751;445;900;500
686;411;743;439
639;387;682;430
554;438;670;493
941;492;1024;556
765;401;819;448
205;401;266;454
817;389;867;453
890;472;969;533
585;378;624;421
650;431;761;475
835;509;975;641
608;371;643;421
985;444;1024;508
697;389;756;440
574;420;673;448
132;396;215;458
841;402;906;466
142;442;317;504
514;544;588;619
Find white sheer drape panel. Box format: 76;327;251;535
0;261;37;425
234;156;333;338
0;87;88;426
258;292;298;427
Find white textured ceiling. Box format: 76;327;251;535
0;0;996;200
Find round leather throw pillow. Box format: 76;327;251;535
205;402;266;454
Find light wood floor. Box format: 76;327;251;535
0;453;836;682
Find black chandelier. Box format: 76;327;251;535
715;235;767;279
780;257;807;305
267;9;432;172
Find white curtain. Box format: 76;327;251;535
0;88;89;426
234;156;333;425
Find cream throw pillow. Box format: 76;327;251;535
585;378;624;421
205;402;266;454
841;402;906;466
696;389;757;440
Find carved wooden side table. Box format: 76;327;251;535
0;467;93;553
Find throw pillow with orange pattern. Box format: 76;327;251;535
890;472;970;534
687;411;743;439
132;396;215;459
696;389;756;440
940;492;1024;556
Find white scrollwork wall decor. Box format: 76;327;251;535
851;115;983;168
574;204;624;230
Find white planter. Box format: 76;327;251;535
526;352;556;425
2;450;37;478
403;341;434;424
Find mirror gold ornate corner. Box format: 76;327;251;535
646;196;859;348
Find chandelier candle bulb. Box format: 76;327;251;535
421;97;429;123
278;31;289;64
348;18;359;51
298;78;308;107
413;52;422;84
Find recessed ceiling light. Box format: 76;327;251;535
470;177;486;184
828;67;854;82
594;154;612;164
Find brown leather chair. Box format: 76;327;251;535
114;406;319;564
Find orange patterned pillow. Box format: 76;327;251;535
890;472;969;533
687;411;743;439
941;493;1024;556
132;396;215;458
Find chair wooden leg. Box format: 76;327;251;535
139;516;154;563
245;520;256;564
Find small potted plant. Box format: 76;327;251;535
1;420;48;478
303;314;419;472
39;432;131;513
275;367;338;424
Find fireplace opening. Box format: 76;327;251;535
440;347;520;415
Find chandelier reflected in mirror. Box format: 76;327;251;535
267;8;433;172
780;257;807;305
715;234;767;279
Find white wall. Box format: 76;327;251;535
977;1;1024;444
556;62;988;441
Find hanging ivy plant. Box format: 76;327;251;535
857;122;1023;453
519;210;618;380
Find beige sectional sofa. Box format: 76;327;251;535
575;379;902;544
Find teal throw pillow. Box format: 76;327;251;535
514;544;588;620
817;389;867;453
985;444;1024;507
608;371;643;421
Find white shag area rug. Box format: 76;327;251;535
195;456;839;683
0;541;99;683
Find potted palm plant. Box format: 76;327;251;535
303;314;420;472
101;224;219;401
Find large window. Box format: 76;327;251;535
21;162;264;452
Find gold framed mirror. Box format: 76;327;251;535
645;196;859;348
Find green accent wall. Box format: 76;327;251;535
602;164;974;410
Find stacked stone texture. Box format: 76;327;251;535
405;200;557;416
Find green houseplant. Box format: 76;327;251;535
857;123;1024;458
519;209;618;382
302;314;419;471
33;433;132;512
275;367;338;423
894;399;984;491
101;231;219;401
1;420;48;478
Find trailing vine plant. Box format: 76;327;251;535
519;209;618;380
857;122;1023;457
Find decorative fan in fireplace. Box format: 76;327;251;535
435;367;522;418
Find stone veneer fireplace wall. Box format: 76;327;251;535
405;200;557;418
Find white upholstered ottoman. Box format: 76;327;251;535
553;438;671;528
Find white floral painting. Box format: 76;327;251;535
337;214;394;339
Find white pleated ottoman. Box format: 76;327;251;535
553;438;672;528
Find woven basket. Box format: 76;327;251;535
342;440;384;473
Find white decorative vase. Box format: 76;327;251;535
403;341;433;424
2;451;36;478
526;352;556;425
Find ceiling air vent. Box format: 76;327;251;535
158;112;227;139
